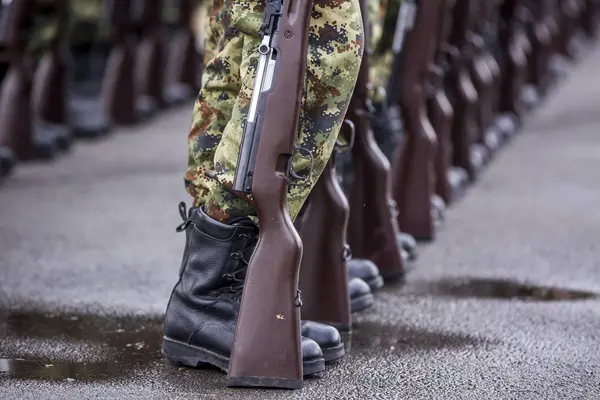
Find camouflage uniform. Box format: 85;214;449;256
27;0;63;60
370;0;400;102
27;0;110;55
69;0;109;46
185;0;364;223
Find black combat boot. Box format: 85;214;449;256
0;147;15;177
398;232;418;262
348;258;384;292
348;277;374;313
163;204;326;375
300;321;344;363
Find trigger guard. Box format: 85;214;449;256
288;147;314;183
335;119;356;153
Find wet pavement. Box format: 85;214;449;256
3;44;600;399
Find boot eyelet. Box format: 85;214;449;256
230;252;242;260
238;233;250;240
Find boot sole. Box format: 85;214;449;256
381;268;408;285
162;337;325;377
321;342;345;363
350;292;374;313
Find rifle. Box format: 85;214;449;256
0;0;56;161
164;0;201;98
582;0;600;38
498;0;530;122
227;0;313;389
32;0;73;151
67;0;113;138
468;1;503;156
388;0;441;241
101;0;140;124
527;0;555;96
0;6;14;174
135;0;169;109
516;1;541;112
544;0;573;79
446;0;484;182
297;121;354;332
557;0;585;59
346;0;407;281
428;0;469;206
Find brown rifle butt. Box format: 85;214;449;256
32;52;67;125
582;0;600;38
102;40;138;125
529;7;554;93
0;67;34;161
227;225;303;389
428;93;455;205
166;30;198;90
135;0;167;108
450;74;479;182
228;0;313;387
393;119;438;242
298;157;352;331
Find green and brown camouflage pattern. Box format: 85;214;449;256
27;0;109;56
26;0;63;59
185;0;364;223
370;0;400;103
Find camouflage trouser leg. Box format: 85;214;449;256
184;0;364;223
370;0;400;103
368;0;388;52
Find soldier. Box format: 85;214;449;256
162;0;368;375
370;0;399;100
369;0;394;103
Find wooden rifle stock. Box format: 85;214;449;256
447;0;481;182
227;0;313;389
469;2;502;155
557;0;584;58
32;0;70;144
582;0;600;38
527;0;555;94
429;0;468;206
498;0;530;121
101;0;139;124
135;0;166;108
391;0;441;241
298;125;353;331
483;1;504;123
347;0;406;281
0;0;37;161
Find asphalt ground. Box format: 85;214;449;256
1;43;600;399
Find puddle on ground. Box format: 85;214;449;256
3;278;594;382
351;320;498;355
408;278;600;301
0;310;165;382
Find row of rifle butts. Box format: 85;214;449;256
1;0;598;391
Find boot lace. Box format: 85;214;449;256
175;202;193;232
220;233;258;298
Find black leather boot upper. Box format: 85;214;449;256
349;277;374;313
163;204;324;367
398;232;418;262
300;320;343;359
